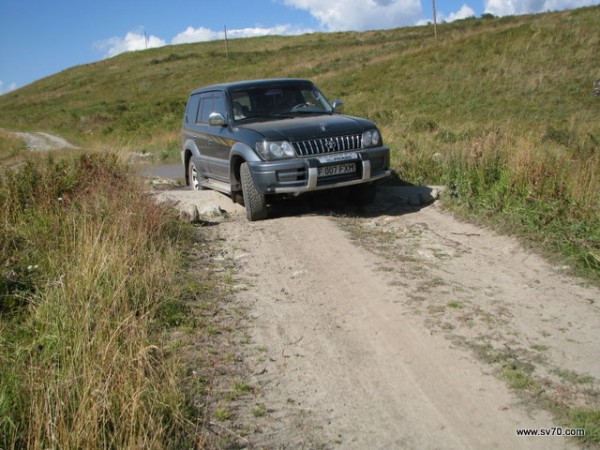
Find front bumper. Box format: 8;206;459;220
246;146;391;195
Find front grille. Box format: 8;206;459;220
293;134;362;157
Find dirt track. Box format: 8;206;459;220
156;186;599;449
10;130;79;151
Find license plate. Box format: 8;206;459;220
318;163;356;177
318;152;357;164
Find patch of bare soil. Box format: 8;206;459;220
155;187;599;449
11;131;79;151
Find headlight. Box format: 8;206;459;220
362;129;381;148
256;141;296;160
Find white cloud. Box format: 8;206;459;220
415;3;476;26
281;0;422;31
96;24;312;59
95;31;167;58
171;26;222;44
484;0;597;16
171;24;311;45
445;4;476;21
0;81;17;95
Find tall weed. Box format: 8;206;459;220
0;153;195;449
440;128;600;276
0;130;27;163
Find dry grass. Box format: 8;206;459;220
0;129;28;165
0;153;196;449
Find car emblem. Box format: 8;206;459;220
325;138;337;151
319;122;327;132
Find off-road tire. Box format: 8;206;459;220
240;162;268;221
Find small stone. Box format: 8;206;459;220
179;205;200;223
419;189;438;205
200;204;228;217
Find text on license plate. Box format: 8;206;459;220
318;163;356;177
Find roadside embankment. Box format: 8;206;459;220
0;153;206;448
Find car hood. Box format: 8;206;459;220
237;114;375;141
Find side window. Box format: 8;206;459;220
231;91;251;120
185;93;201;124
197;92;214;124
212;91;228;121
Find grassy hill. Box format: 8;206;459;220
1;7;598;153
0;6;598;278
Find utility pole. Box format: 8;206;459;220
432;0;438;41
144;30;148;50
224;25;229;57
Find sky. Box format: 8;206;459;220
1;0;598;95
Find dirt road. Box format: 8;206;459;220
155;187;599;449
10;130;79;151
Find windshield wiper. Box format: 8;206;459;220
235;114;289;123
278;108;333;117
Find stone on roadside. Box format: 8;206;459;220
200;204;228;217
419;188;439;205
179;204;200;223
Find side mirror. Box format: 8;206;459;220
208;112;226;127
331;99;344;113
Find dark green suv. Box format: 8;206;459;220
181;78;390;220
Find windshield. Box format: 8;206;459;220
230;84;333;122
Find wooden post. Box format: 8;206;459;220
432;0;438;41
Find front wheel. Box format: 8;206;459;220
240;162;267;221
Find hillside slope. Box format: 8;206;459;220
0;7;597;153
0;6;598;279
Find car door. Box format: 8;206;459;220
185;92;211;177
208;91;232;180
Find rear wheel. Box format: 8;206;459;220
188;159;202;191
240;162;267;221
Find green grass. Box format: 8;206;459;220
252;404;267;418
553;368;595;385
501;367;535;390
447;300;464;309
470;341;600;445
570;408;600;445
213;407;232;421
0;129;28;164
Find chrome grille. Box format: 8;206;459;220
293;134;362;157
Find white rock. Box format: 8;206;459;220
179;205;200;223
200;204;228;217
419;190;437;204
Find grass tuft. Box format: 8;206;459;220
570;408;600;445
